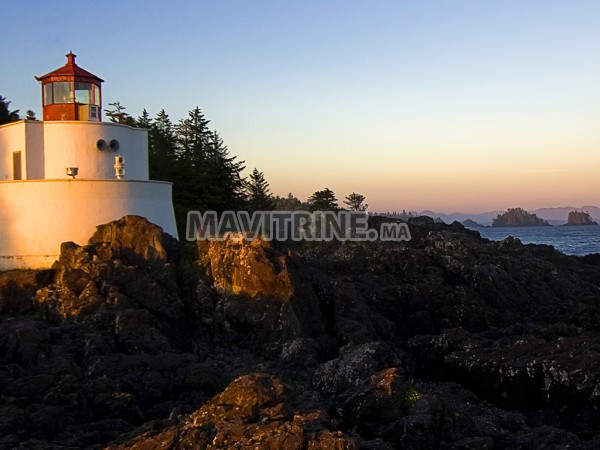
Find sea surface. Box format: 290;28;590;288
468;225;600;256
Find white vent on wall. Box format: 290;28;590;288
89;105;99;121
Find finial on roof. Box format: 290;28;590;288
66;51;77;65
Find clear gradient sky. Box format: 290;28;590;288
2;1;599;213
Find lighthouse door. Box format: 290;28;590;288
12;151;22;180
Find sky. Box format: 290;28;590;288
2;1;599;213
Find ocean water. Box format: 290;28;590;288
468;226;600;256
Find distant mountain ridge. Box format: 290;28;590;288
414;205;600;226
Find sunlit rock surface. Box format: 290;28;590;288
198;236;294;299
109;373;359;450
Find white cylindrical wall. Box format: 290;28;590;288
25;121;45;179
42;121;149;180
0;179;177;270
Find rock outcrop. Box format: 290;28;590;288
492;207;550;227
566;210;599;226
109;373;359;450
1;215;600;448
462;218;484;228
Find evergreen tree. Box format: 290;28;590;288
175;106;210;168
343;192;368;211
25;110;37;120
172;108;247;211
0;95;20;125
247;168;275;211
153;109;185;234
204;130;247;211
307;188;339;212
148;109;177;182
173;107;213;214
273;193;307;211
104;101;136;126
136;109;152;129
114;104;249;235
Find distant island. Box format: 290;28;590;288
566;210;598;226
411;205;600;226
462;218;484;228
492;207;550;227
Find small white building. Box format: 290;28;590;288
0;53;178;270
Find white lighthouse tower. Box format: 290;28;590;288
0;53;178;270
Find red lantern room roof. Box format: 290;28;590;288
35;52;104;84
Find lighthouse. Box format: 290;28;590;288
0;53;178;270
35;52;104;122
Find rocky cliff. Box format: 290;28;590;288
1;215;600;449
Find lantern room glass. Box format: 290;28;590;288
45;82;100;105
43;84;53;106
74;83;91;104
52;82;73;104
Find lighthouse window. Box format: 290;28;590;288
43;83;53;105
53;82;74;104
74;82;92;104
93;84;101;106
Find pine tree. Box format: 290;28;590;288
173;107;213;213
175;107;210;168
124;105;249;234
170;108;248;226
343;192;368;211
104;101;136;126
273;193;307;211
0;95;20;125
148;109;177;181
247;168;275;211
136;109;152;129
307;188;339;212
204;130;247;211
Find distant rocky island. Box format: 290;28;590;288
416;205;600;226
566;210;598;226
492;207;550;227
462;218;484;228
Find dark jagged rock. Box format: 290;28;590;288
408;325;600;439
0;217;216;448
312;342;409;396
1;215;600;448
88;215;180;270
0;270;52;315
